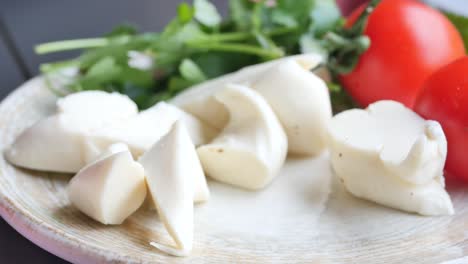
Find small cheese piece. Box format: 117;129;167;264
197;84;287;190
5;115;85;173
57;91;138;125
171;54;323;129
68;146;146;225
5;91;138;173
87;102;217;158
328;100;454;216
252;58;332;155
139;121;208;256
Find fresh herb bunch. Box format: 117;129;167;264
36;0;352;110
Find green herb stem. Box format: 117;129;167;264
265;27;298;37
200;32;250;42
40;60;80;73
195;27;297;43
326;0;379;74
35;38;108;54
187;41;284;58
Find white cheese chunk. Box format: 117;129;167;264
139;121;208;256
6;115;85;173
68;146;146;225
87;102;218;158
170;54;323;129
328;100;453;216
57;91;138;125
5;91;138;173
87;142;129;164
197;84;287;190
252;58;332;155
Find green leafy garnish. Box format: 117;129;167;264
194;0;222;27
179;58;207;83
35;0;368;111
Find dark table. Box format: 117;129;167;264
0;0;465;263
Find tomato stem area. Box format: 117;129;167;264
326;0;381;75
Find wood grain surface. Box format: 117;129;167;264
0;78;466;263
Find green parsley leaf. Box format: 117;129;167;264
168;76;195;94
299;34;327;58
271;9;298;28
105;24;138;38
177;2;194;23
309;0;342;36
194;0;222;27
228;0;251;31
36;0;359;111
86;57;120;79
179;58;207;83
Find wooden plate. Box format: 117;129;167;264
0;78;467;263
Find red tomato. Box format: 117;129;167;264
414;57;468;182
340;0;465;108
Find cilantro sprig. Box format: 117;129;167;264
35;0;358;110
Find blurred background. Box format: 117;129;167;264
0;0;466;263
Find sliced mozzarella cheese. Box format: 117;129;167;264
68;146;146;225
56;90;138;127
171;54;323;129
252;58;332;155
5;115;85;173
6;91;138;173
87;102;217;158
328;100;453;216
87;142;129;164
139;121;207;256
197;84;287;190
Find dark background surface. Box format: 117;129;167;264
0;0;464;263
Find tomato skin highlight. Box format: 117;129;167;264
340;0;465;108
414;57;468;183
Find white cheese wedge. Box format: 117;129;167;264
197;84;287;190
139;121;208;256
171;54;323;129
68;146;146;225
252;58;332;155
5;91;138;173
88;142;129;163
57;91;138;125
5;115;85;172
328;100;454;216
87;102;217;158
